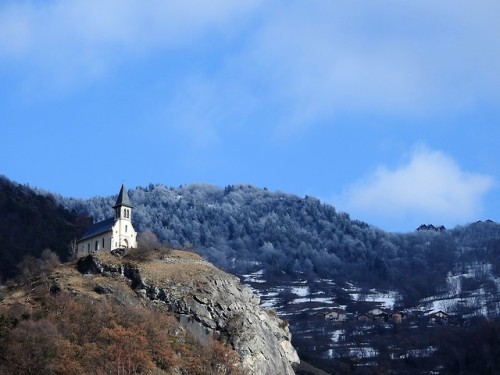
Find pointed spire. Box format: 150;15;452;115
113;183;133;208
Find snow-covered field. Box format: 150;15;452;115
418;262;500;316
350;290;397;309
242;262;500;319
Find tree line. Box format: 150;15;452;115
54;182;500;307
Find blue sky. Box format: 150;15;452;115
1;0;499;232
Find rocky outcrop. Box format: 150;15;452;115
77;252;299;375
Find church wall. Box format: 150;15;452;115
112;218;137;249
78;231;114;255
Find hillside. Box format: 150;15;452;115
55;182;500;306
0;176;92;280
2;178;500;373
0;249;299;374
52;182;500;373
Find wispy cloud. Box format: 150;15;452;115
2;1;500;137
336;145;494;230
243;1;500;131
0;0;261;88
156;0;500;138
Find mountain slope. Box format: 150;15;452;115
55;183;500;305
0;176;91;280
3;178;500;373
0;249;298;374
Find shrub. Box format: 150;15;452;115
125;245;171;262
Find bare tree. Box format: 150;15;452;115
137;230;161;251
127;231;171;261
68;238;79;260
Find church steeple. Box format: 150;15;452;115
113;183;133;220
114;183;133;208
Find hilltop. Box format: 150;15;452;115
0;249;299;374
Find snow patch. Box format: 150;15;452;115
291;286;309;297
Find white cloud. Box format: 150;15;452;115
239;0;500;131
336;146;494;229
2;0;500;135
0;0;261;87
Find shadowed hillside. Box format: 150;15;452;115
0;176;92;280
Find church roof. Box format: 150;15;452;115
78;217;114;241
113;183;133;208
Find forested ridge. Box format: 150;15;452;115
0;176;91;280
54;182;500;306
1;175;499;304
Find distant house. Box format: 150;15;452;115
77;184;138;254
356;313;374;322
391;311;407;324
325;309;348;322
374;312;389;322
428;310;449;324
314;312;327;319
368;308;385;316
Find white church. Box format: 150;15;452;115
77;184;138;254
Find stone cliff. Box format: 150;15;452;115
76;250;300;375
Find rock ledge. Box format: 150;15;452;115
77;252;299;375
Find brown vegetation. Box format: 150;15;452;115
0;268;243;374
126;231;172;261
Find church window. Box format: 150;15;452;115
87;243;90;253
95;240;99;251
125;225;128;233
102;238;105;248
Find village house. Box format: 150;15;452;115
314;312;327;319
325;309;348;322
356;313;374;322
374;311;390;322
391;311;407;324
428;310;450;325
77;184;137;254
368;308;385;316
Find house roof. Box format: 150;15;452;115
429;310;449;317
357;313;374;319
78;217;115;241
113;183;133;208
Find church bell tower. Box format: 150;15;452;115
112;183;137;249
113;183;133;221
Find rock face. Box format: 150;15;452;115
77;251;299;375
